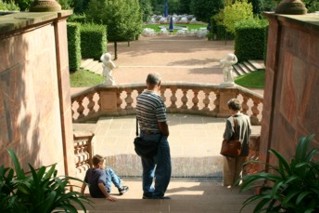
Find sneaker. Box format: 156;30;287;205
119;186;129;195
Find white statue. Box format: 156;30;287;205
220;53;238;86
100;53;116;85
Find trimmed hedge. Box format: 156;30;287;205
80;23;107;60
209;17;234;41
67;22;81;72
234;18;268;62
68;14;87;24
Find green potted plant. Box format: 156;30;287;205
0;149;92;213
240;134;319;213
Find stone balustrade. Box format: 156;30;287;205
71;83;263;125
73;131;94;178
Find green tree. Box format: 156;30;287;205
178;0;192;14
223;0;253;34
248;0;262;14
72;0;91;14
86;0;142;60
190;0;224;22
303;0;319;12
139;0;153;22
10;0;32;11
0;0;20;10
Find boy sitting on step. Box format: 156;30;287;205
81;154;129;201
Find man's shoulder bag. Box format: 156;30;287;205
220;117;242;157
134;119;161;159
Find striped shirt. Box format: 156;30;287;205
136;90;167;132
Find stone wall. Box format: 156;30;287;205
260;13;319;166
0;11;74;176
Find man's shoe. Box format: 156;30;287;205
154;196;171;199
119;186;129;195
142;195;153;199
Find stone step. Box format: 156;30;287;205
81;59;103;75
243;61;257;72
248;60;265;70
80;58;94;69
233;60;265;77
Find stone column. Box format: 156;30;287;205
217;88;238;117
99;90;118;114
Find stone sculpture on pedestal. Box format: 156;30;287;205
220;53;238;87
100;53;116;86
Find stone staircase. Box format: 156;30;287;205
80;58;103;75
233;60;265;77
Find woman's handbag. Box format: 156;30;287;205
220;117;242;157
134;119;161;159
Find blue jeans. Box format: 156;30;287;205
105;168;122;192
141;133;171;198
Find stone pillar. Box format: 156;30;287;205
99;90;118;114
217;88;238;117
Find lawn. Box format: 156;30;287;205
70;69;103;87
143;23;207;33
235;70;265;89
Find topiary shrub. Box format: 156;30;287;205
67;22;81;72
68;13;87;24
234;18;268;62
80;23;107;60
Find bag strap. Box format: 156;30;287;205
136;118;139;136
232;117;239;140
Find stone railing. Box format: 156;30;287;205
71;83;263;125
73;131;94;177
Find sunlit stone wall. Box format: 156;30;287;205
261;12;319;166
0;11;74;176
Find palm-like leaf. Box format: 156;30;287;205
1;149;92;213
240;135;319;213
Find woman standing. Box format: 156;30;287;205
223;98;251;188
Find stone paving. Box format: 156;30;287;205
73;35;262;212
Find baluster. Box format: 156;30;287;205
170;87;177;109
181;88;188;109
117;89;122;110
94;92;101;112
77;97;85;119
242;96;249;115
191;89;199;111
213;91;220;113
250;99;260;125
160;87;166;102
125;89;133;110
202;89;210;111
86;93;95;116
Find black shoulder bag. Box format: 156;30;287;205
134;119;161;159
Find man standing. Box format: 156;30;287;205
222;98;251;188
136;73;171;199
